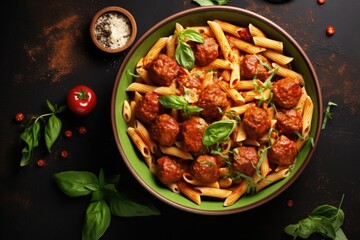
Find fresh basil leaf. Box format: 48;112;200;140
335;228;348;240
90;190;105;202
310;204;345;230
158;95;187;109
98;168;106;188
181;29;204;43
193;0;228;6
45;114;62;153
56;104;66;114
53;171;100;197
284;223;299;238
108;188;160;217
310;216;336;239
19;121;41;166
202;119;237;146
82;200;111;240
176;41;195;70
185;105;203;113
47;100;56;112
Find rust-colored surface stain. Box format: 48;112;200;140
23;15;81;82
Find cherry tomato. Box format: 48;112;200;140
67;85;97;115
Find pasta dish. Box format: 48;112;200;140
121;19;314;206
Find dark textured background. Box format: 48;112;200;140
1;0;359;239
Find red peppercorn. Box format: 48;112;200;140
60;150;70;159
326;25;335;36
287;199;294;207
64;130;73;138
15;112;25;122
78;126;87;135
317;0;326;5
37;159;46;167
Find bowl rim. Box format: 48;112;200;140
90;6;137;53
111;6;323;215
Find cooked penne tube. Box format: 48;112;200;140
256;168;290;192
194;187;232;198
122;100;131;123
154;86;180;96
262;50;294;66
183;172;220;188
134;120;157;154
224;179;248;207
207;20;232;60
159;146;193;160
126;82;157;93
218;81;245;105
248;23;266;37
214;19;245;38
127;127;151;158
253;36;283;52
166;34;176;58
178;181;201;205
228;102;256;115
272;63;305;86
228;35;266;54
143;37;168;67
206;58;233;69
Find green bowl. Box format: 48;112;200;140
111;6;322;215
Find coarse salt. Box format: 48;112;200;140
94;11;132;49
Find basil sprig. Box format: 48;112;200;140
158;95;202;114
284;194;347;240
322;101;337;130
193;0;229;6
202;119;237;146
54;169;160;240
19;100;65;166
175;29;204;70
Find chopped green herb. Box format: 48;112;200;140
322;101;337;129
193;0;229;6
284;194;347;240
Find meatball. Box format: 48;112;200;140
156;156;183;185
240;54;270;81
272;77;302;109
176;70;202;96
147;54;179;86
238;27;252;42
197;84;230;121
181;116;208;154
232;146;259;177
135;92;163;125
268;135;297;166
193;36;219;67
243;106;271;139
190;155;219;183
276;109;302;138
150;114;180;146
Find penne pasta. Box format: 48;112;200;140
253;36;283;52
143;37;168;67
256;168;290;192
122;100;131;123
194;187;232;199
228;35;266;54
134;120;157;154
177;181;201;205
224;180;249;207
159;146;194;160
127;127;151;159
126;82;157;93
207;20;232;60
262;50;294;66
272;63;305;86
248;23;266;37
182;172;220;188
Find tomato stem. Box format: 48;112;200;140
75;89;88;100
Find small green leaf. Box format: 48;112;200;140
180;29;205;43
82;200;111;240
44;114;62;153
108;188;161;217
202;119;237;146
47;100;56;112
158;95;188;110
176;41;195;70
19;121;41;166
53;171;100;197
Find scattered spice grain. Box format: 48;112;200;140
37;159;46;167
94;11;132;49
64;130;73;138
287;199;294;207
326;25;335;36
15;112;25;122
317;0;326;5
60;150;70;159
78;126;87;135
